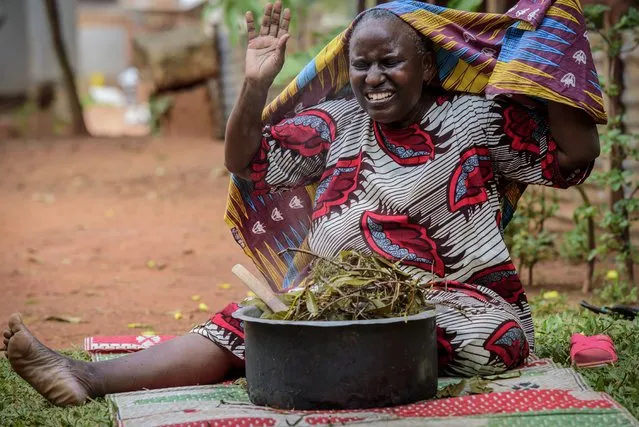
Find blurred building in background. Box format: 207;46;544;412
0;0;76;105
0;0;636;140
77;0;206;83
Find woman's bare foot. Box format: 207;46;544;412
1;313;101;406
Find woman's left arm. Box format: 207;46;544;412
547;101;601;173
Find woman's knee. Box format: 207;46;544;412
438;320;530;376
482;320;530;371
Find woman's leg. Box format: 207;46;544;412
1;313;242;406
427;282;531;377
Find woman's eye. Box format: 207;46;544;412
351;61;369;70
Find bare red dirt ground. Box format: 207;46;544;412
0;136;250;349
0;136;591;349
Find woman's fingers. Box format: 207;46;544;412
253;1;288;42
276;33;290;54
246;11;257;40
260;2;273;36
269;0;282;37
277;8;291;38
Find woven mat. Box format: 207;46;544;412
85;336;639;427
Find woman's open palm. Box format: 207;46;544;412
245;1;291;85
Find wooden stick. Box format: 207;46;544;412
232;264;288;313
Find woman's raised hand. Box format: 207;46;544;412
244;1;291;86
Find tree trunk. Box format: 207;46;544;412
538;187;546;232
528;263;534;288
43;0;89;136
0;1;7;29
604;10;634;283
576;186;596;293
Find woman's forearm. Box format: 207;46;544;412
224;79;271;179
225;1;290;179
547;101;600;172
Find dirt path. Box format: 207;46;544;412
0;136;589;349
0;137;250;349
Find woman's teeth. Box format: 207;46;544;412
367;92;393;101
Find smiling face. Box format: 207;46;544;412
348;14;434;125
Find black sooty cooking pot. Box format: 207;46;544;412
232;305;438;410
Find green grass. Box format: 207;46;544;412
533;305;639;420
0;348;113;427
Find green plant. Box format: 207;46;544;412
148;94;173;136
447;0;484;12
12;101;37;137
80;93;98;108
587;125;639;272
559;220;589;264
505;188;559;287
273;27;343;86
529;290;568;316
578;4;639;284
205;0;349;87
204;0;263;45
594;269;638;305
205;0;347;45
559;190;599;292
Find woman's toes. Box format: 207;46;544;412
8;313;24;332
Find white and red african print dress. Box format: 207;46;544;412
192;93;591;376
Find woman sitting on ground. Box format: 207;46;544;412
2;0;600;406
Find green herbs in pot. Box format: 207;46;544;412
242;250;436;321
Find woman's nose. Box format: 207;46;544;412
365;65;386;87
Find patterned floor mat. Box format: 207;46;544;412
85;336;639;427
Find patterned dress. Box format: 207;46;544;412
192;93;591;376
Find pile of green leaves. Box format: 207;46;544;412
247;251;435;321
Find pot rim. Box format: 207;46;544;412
232;305;437;327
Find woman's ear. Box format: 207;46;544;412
422;52;436;84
